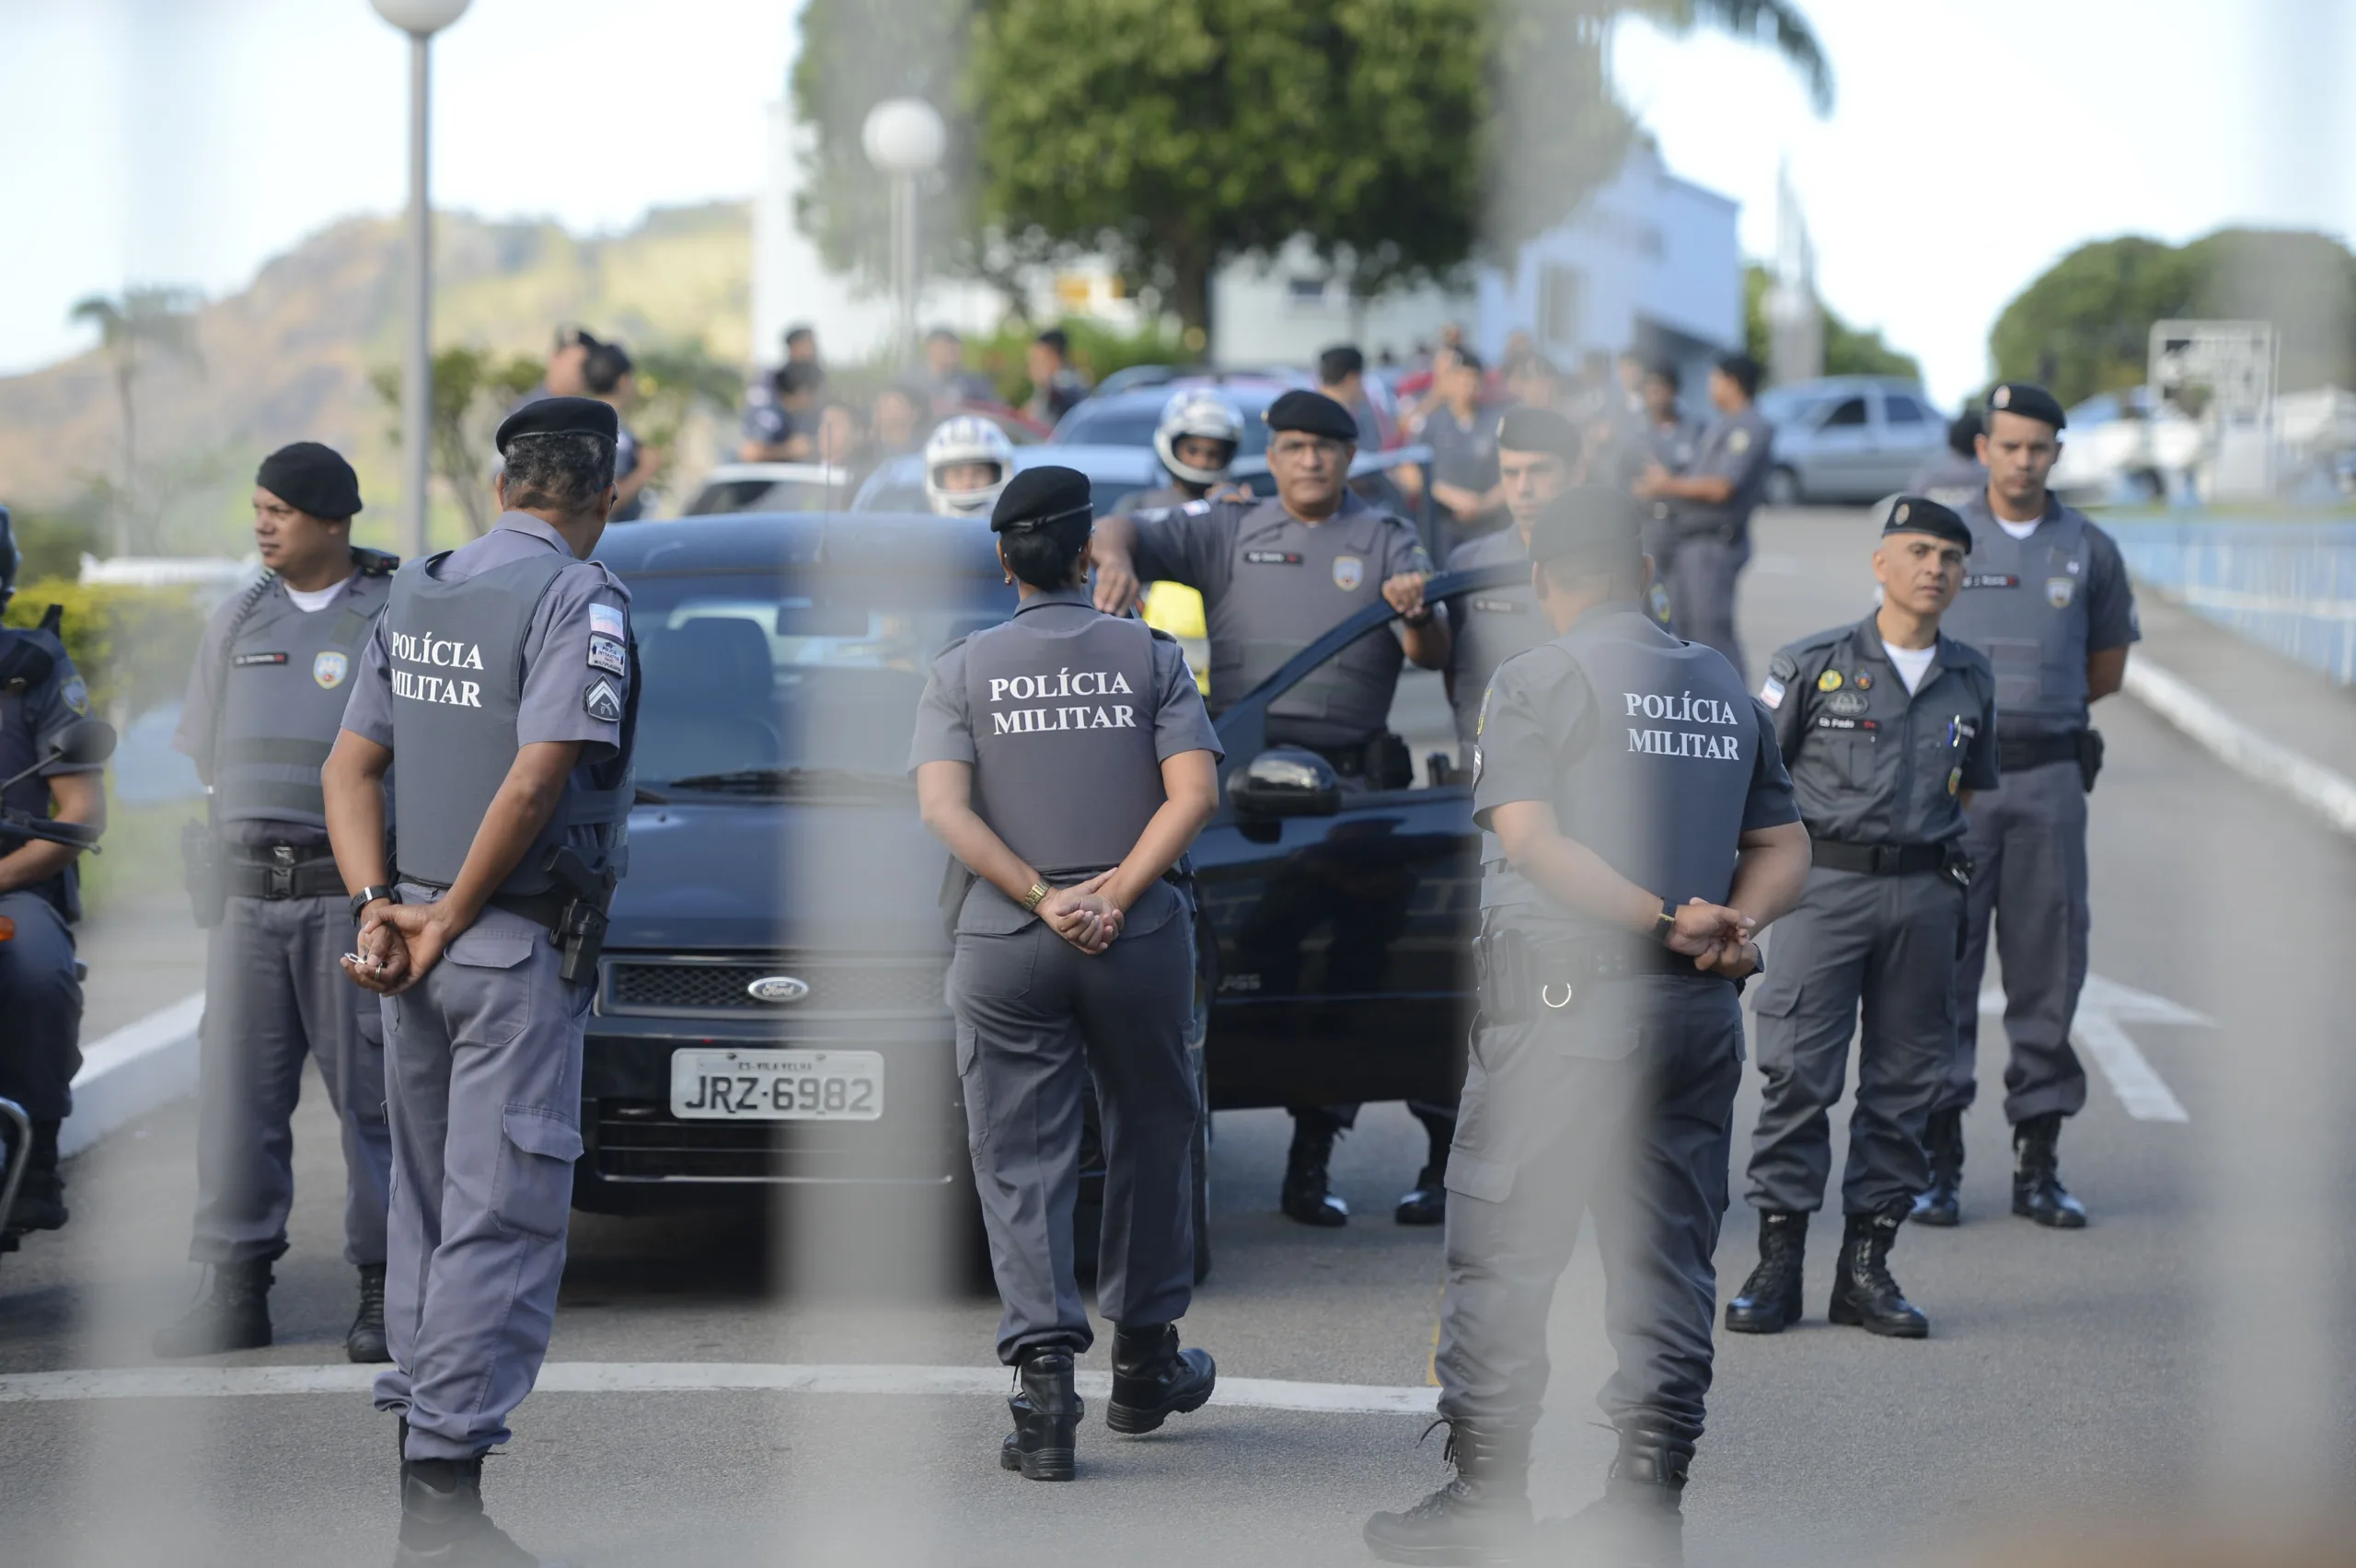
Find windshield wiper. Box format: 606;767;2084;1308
661;767;914;796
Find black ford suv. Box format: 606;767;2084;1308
582;513;1515;1273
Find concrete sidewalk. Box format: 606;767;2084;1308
2128;584;2356;790
58;892;207;1158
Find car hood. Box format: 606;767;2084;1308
610;797;951;955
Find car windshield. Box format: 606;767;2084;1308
1054;398;1274;455
621;567;1010;790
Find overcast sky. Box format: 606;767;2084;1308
3;0;2350;402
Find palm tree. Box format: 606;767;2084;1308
67;285;203;554
1637;0;1833;113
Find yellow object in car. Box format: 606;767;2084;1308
1141;582;1211;693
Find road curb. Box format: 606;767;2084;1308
61;992;204;1159
2123;659;2356;840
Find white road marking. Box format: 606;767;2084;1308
2125;658;2356;839
1978;973;2210;1124
0;1362;1440;1416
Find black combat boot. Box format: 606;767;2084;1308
395;1456;553;1566
1394;1162;1447;1227
1548;1423;1690;1568
6;1119;68;1232
1363;1420;1532;1565
2011;1113;2087;1228
1911;1110;1964;1227
1106;1323;1216;1435
999;1348;1083;1481
1280;1119;1348;1227
1827;1206;1928;1338
1723;1210;1806;1334
152;1257;275;1357
348;1262;391;1364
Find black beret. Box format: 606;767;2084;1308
991;465;1093;535
1495;407;1579;461
1985;381;2066;431
494;395;618;456
1878;495;1971;551
1526;486;1643;564
1264;389;1358;443
255;442;363;522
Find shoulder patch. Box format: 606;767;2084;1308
588;602;626;640
584;678;623;723
1181;499;1212;516
62;676;90;715
1768;650;1799;683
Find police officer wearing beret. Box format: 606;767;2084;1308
1727;498;1998;1342
1921;383;2138;1229
1443;408;1578;767
154;443;399;1361
325;396;636;1566
1634;352;1775;683
911;466;1223;1482
1367;488;1810;1568
1091;389;1455;1229
0;505;107;1247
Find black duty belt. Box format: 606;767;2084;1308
1478;927;1732;1026
1998;732;2081;773
224;849;344;902
1808;839;1947;877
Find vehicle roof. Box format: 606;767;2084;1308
695;461;854;485
856;442;1164;504
1761;375;1929;398
595;510;1002;577
1055;378;1300;424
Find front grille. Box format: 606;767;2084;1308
603;954;949;1018
589;1101;953;1183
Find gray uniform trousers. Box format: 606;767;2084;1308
1939;758;2090;1123
374;886;588;1461
1436;974;1743;1447
191;893;392;1266
1746;867;1962;1216
952;881;1199;1365
1664;536;1750;686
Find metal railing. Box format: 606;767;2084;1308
2106;518;2356;685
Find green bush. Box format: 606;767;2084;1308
963;318;1197;409
3;577;213;718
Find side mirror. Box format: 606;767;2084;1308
1231;748;1342;820
46;718;117;769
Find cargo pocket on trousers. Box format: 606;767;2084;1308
954;1023;987;1156
445;928;537;1045
494;1106;583;1239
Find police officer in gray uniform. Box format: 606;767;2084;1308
325;396;635;1567
0;507;106;1248
1366;489;1810;1568
1909;408;1988;508
1442;409;1579;768
1922;383;2138;1229
156;443;398;1362
1091;389;1454;1229
1727;498;1998;1343
1635;352;1774;684
911;466;1223;1482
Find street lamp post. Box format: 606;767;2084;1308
370;0;472;560
860;99;947;366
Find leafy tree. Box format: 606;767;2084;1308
1742;263;1921;382
630;339;745;454
370;348;542;537
65;285;204;553
1988;227;2356;406
792;0;1831;338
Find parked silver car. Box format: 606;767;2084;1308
1754;376;1949;505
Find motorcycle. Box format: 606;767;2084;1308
0;717;115;1262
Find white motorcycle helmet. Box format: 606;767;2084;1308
923;415;1015;517
1152;389;1244;487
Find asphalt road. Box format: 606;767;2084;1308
4;507;2352;1567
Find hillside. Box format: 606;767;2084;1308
0;202;754;551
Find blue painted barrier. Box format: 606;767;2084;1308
2104;518;2356;686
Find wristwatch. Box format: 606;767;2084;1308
350;885;398;921
1650;899;1677;946
1021;880;1052;913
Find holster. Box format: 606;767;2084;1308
489;846;618;986
1940;841;1974;891
2075;728;2105;793
1369;732;1414;791
1476;927;1532;1026
180;821;227;928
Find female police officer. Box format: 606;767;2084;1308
909;466;1223;1482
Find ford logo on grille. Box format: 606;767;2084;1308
746;975;812;1003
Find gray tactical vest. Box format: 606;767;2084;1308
384;552;631;894
964;608;1163;878
1485;611;1755;932
1208;498;1406;746
1446;527;1543;744
212;574;389;827
1940;501;2093;738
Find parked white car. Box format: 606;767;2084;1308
1753;376;1949;504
